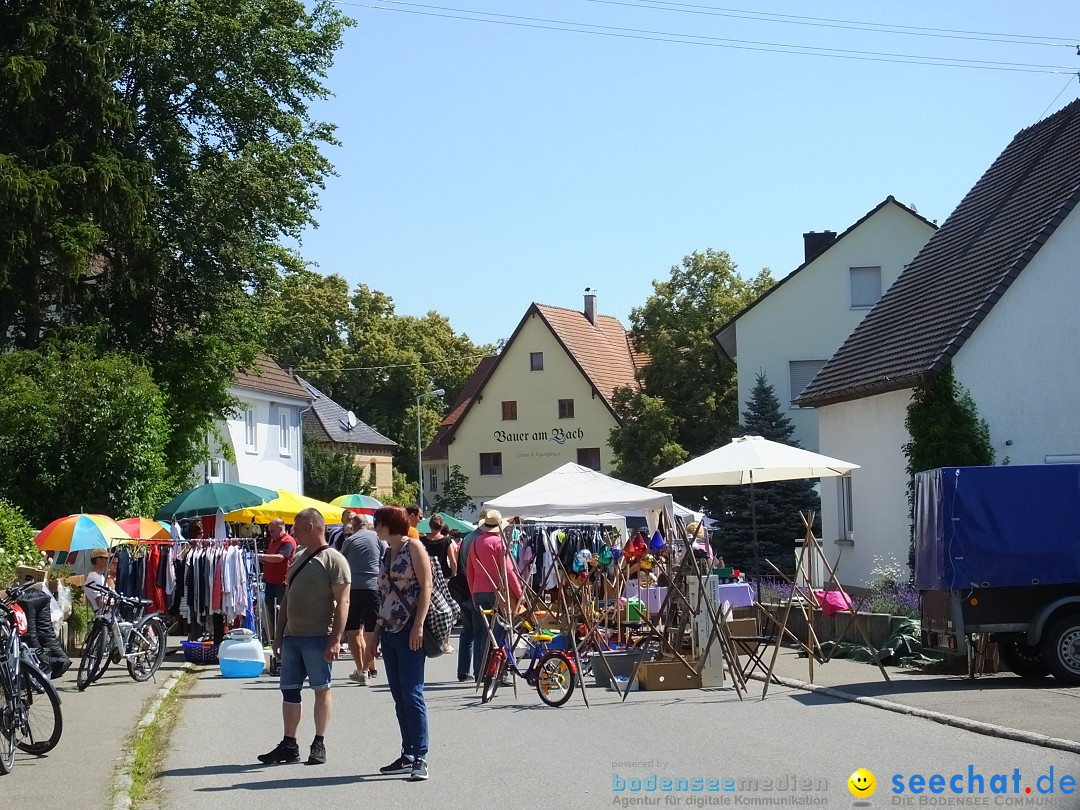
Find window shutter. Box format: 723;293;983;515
789;360;827;405
850;266;882;308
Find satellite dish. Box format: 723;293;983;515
347;410;358;429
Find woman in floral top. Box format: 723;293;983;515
375;505;434;782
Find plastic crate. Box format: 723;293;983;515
181;640;219;664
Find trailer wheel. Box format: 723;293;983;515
997;639;1049;679
1041;615;1080;685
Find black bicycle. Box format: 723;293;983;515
77;583;167;690
0;586;64;774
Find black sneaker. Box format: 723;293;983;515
257;739;300;764
368;668;377;678
410;758;429;781
380;754;414;774
306;739;326;765
457;674;471;682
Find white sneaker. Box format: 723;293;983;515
349;669;368;686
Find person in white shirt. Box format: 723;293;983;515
84;548;111;611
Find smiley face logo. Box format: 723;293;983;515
848;768;876;798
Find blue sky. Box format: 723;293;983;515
296;0;1080;348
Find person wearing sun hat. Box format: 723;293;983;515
466;509;521;684
84;548;111;611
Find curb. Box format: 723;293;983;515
111;663;195;810
750;672;1080;755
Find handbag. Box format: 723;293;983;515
383;545;455;658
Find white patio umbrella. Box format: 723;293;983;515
650;435;859;592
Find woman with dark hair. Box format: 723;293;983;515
374;505;434;781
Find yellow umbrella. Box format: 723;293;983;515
223;490;343;524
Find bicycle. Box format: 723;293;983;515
478;609;577;707
1;586;64;774
77;584;168;690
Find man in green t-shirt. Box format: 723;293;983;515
258;507;350;767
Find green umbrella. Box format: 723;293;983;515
154;482;278;521
417;512;476;535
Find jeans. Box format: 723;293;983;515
381;622;428;759
279;635;333;691
472;592;504;678
456;600;479;678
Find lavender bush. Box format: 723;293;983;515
868;556;921;618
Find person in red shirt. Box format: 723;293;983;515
467;509;522;686
259;518;296;641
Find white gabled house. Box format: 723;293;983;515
199;354;313;493
712;196;936;453
799;99;1080;586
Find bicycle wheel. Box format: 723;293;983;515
632;633;664;662
536;651;576;708
0;671;17;774
77;626;109;691
480;651;505;705
127;620;166;682
16;662;62;755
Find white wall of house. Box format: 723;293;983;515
953;208;1080;466
735;204;934;451
200;389;308;494
817;388;913;587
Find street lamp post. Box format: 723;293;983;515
417;387;445;509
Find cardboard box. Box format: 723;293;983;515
637;659;702;691
726;617;759;638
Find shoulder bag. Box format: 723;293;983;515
286;545;329;589
383;544;455;658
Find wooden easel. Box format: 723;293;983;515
760;511;890;699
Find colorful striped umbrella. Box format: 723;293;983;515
330;493;383;514
35;514;130;552
117;517;172;540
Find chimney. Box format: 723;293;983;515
802;230;837;262
583;288;597;326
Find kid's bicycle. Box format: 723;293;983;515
478;609;577;708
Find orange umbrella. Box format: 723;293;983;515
117;517;171;540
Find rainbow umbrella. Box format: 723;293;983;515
330;493;383;514
35;514;130;552
117;517;172;540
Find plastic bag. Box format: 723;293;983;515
56;580;73;619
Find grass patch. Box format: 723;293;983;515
126;670;196;808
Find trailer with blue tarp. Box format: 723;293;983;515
914;465;1080;683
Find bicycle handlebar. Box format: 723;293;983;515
86;582;147;608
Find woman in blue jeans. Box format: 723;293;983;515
374;505;434;782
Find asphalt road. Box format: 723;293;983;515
159;647;1080;810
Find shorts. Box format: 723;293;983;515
345;588;380;633
279;635;333;692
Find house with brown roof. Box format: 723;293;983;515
798;99;1080;586
421;293;642;517
200;354;313;493
294;375;398;494
712;196;936;452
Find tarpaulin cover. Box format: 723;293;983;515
914;465;1080;590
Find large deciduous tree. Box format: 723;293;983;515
0;0;350;498
610;249;773;496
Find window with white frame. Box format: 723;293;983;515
837;474;854;542
429;467;438;492
850;266;882;309
789;360;827;407
206;457;227;483
244;408;257;451
278;409;291;456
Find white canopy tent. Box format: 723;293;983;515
485;463;675;533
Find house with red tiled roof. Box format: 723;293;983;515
421;293;641;516
798;99;1080;586
199;354;313;493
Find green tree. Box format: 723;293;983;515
712;373;820;577
0;498;42;587
302;436;374;503
609;389;689;486
434;465;475;517
610;249;773;501
0;0;351;486
902;364;994;568
0;342;172;526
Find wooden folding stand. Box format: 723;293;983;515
759;511;890;699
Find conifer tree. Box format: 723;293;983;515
713;373;820;576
